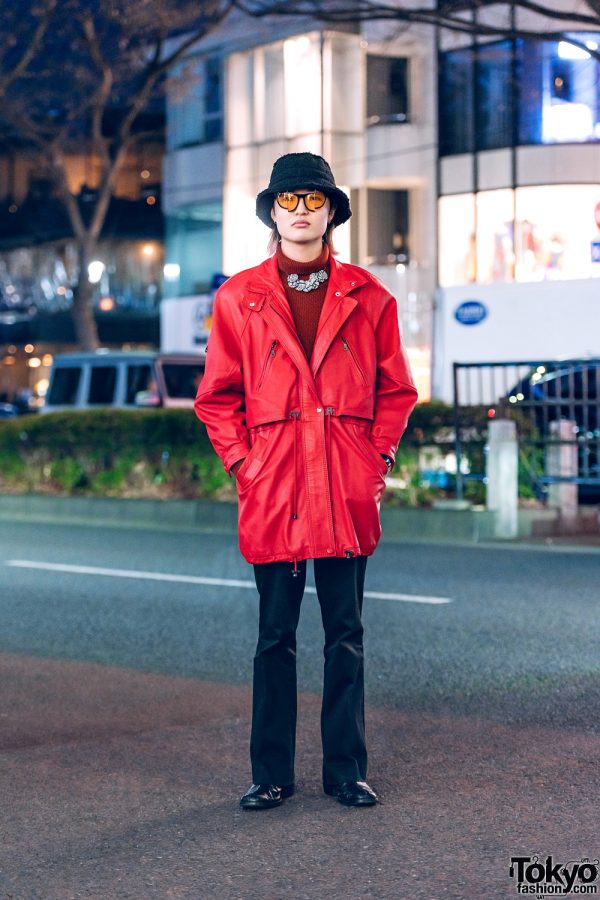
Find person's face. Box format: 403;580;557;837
271;188;335;248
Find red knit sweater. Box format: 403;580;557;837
276;243;330;359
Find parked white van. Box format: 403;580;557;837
41;350;205;413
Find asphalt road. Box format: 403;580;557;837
0;518;599;899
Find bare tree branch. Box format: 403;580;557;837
0;0;57;98
233;0;600;59
79;11;113;168
0;0;237;349
234;0;600;32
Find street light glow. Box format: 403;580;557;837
88;260;105;283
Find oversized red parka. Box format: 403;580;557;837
195;253;418;564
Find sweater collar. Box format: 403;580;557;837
276;242;330;277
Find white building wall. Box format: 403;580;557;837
222;31;364;276
434;278;600;402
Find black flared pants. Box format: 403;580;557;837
250;555;368;787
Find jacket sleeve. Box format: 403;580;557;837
194;289;251;473
369;292;419;461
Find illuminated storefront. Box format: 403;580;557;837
439;185;600;286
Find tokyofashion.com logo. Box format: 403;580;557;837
510;855;599;895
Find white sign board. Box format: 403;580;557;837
433;278;600;402
160;295;213;354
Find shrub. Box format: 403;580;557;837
0;409;231;500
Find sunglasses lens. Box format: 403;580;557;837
276;192;299;211
305;191;326;211
276;191;327;212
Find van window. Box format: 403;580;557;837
88;366;117;405
47;368;81;405
161;363;203;399
126;364;153;403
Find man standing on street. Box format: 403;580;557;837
195;152;418;809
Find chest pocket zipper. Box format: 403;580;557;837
257;340;277;391
341;336;367;386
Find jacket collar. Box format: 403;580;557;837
244;253;368;384
245;253;367;296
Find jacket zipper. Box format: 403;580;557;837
257;340;277;391
341;336;367;386
290;410;300;521
326;406;357;560
324;407;336;550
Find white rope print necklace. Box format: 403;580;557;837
287;269;328;292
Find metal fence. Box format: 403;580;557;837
452;359;600;501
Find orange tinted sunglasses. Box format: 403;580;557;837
276;191;327;212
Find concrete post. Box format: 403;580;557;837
546;419;578;533
486;419;518;539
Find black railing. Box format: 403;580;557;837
453;359;600;502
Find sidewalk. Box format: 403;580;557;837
1;651;598;899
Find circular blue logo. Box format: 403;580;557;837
454;300;488;326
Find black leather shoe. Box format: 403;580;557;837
324;780;378;806
239;783;295;810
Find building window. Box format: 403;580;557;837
439;185;600;286
165;201;223;295
440;34;600;155
366;55;409;126
438;194;476;286
476;41;514;151
365;189;410;265
0;240;163;314
438;49;474;155
515;185;600;281
518;36;600;144
167;55;223;150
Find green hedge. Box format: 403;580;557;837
0;409;232;499
0;402;506;505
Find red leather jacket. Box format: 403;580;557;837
195;253;418;564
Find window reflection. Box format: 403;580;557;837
167;55;223;151
440;34;600;154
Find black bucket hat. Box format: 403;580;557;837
256;152;351;228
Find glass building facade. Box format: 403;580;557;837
439;34;600;155
164;54;224;294
438;34;600;287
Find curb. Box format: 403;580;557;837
0;494;238;534
3;493;596;546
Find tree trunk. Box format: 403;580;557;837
72;244;100;350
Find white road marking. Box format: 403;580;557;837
5;560;452;605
